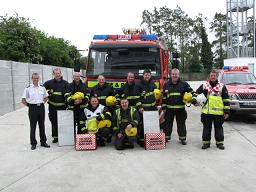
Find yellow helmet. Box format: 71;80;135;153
125;127;137;137
183;92;192;104
154;89;161;100
106;96;117;106
98;119;111;128
71;92;84;100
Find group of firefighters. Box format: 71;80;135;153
23;67;230;151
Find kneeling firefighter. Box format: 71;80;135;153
79;96;112;146
113;98;140;150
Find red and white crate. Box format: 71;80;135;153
144;132;166;150
75;134;97;151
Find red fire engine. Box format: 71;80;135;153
85;30;169;90
219;66;256;114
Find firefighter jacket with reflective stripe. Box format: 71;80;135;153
196;80;230;115
119;82;141;108
43;78;69;109
113;107;140;133
79;104;112;133
91;83;115;106
137;78;157;110
65;80;89;110
162;78;194;110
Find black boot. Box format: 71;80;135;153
201;144;210;149
217;144;225;150
181;140;187;145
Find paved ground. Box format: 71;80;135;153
0;81;256;192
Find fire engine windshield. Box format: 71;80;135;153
222;73;256;85
87;47;160;77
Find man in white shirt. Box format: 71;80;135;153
22;73;50;150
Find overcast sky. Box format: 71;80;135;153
1;0;226;55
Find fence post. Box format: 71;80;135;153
10;61;15;110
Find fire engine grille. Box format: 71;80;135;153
237;93;256;100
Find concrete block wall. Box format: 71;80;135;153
0;60;85;116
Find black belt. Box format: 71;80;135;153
28;103;44;107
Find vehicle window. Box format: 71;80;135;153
222;73;256;85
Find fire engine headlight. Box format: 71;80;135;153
229;94;237;100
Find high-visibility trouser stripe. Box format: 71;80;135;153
166;105;185;109
165;135;171;139
223;106;230;110
202;106;223;112
167;92;181;97
142;102;156;107
179;136;186;140
80;121;85;124
48;100;65;107
222;99;230;102
202;140;210;144
216;141;224;144
52;92;63;96
67;106;74;109
98;96;107;99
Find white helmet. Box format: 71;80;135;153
196;93;207;105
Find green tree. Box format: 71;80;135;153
0;13;41;63
200;19;213;72
210;13;227;68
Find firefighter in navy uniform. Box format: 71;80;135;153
65;72;89;134
113;98;140;150
137;69;157;146
119;72;141;109
79;96;112;146
43;68;69;143
162;68;195;145
91;75;116;106
194;69;230;150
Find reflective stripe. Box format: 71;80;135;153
48;100;65;106
100;114;105;119
222;99;230;102
142;101;156;107
166;104;185;109
67;106;74;109
127;96;140;100
167;92;181;97
52;92;63;96
145;92;154;97
106;112;112;117
216;141;224;144
98;96;107;99
67;96;72;102
136;102;142;106
202;106;223;112
202;140;210;144
80;121;85;124
80;104;87;108
81;127;86;131
179;136;186;140
223;106;230;109
64;92;71;97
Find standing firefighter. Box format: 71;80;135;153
43;68;68;143
194;69;230;150
137;69;157;146
65;72;89;134
91;75;116;106
113;98;140;150
119;72;141;108
162;68;194;145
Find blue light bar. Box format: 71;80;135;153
223;66;230;70
141;34;158;40
93;35;109;40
